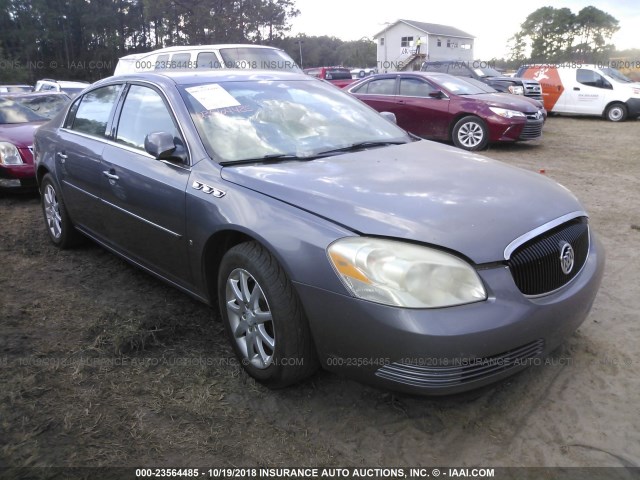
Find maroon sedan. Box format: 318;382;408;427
348;72;546;151
0;98;48;189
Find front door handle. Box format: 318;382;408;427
573;87;580;91
57;152;67;163
102;170;119;181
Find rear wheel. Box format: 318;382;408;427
452;116;489;151
40;174;83;248
218;241;318;388
605;103;627;122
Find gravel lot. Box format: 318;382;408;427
1;116;639;470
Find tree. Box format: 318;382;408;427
509;5;619;63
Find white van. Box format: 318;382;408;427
114;44;300;75
517;64;640;121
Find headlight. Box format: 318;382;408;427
0;142;24;165
327;237;487;308
489;107;526;119
508;85;525;95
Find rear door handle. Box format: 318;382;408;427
57;152;67;163
573;87;580;91
102;170;119;181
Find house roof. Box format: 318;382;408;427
373;19;475;40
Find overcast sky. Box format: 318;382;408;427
288;0;639;59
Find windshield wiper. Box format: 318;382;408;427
219;153;310;166
313;140;408;157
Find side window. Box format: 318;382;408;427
577;69;612;89
115;85;181;152
399;78;437;97
197;52;220;69
69;85;122;138
171;53;191;69
366;78;396;95
155;54;170;70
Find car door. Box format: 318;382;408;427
396;76;450;139
351;76;398;115
566;69;610;114
100;83;192;285
57;84;124;235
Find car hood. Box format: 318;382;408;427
466;93;541;112
220;141;584;264
0;122;44;147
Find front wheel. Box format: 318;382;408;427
452;116;489;151
605;103;627;122
218;241;318;388
40;174;83;248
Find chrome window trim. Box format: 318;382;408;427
503;210;588;260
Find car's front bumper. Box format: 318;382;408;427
296;233;604;395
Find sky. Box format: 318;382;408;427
288;0;640;59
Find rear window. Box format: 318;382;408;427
422;63;449;73
325;69;352;80
0;98;47;124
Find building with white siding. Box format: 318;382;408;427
373;19;475;72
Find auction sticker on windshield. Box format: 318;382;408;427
185;84;240;110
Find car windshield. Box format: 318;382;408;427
436;76;488;95
10;95;70;119
219;48;301;72
0;98;48;124
601;67;632;83
457;77;498;93
474;67;503;78
179;79;410;163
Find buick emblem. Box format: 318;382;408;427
559;241;575;275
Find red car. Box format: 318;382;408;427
0;98;48;189
348;72;546;151
304;66;355;88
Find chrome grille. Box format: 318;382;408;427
375;340;545;388
508;217;590;296
523;80;543;100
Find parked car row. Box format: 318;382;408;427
0;46;611;396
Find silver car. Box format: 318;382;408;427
34;71;604;394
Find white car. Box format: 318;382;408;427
34;79;90;98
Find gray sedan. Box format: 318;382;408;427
34;71;604;394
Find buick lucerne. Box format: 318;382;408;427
34;71;604;394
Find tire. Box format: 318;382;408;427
218;241;318;388
605;103;627;122
452;116;489;151
40;174;83;248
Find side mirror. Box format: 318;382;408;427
144;131;187;163
429;90;445;99
380;111;397;124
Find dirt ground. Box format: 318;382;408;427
1;116;639;471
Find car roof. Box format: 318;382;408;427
93;70;313;88
4;91;70;98
119;44;286;60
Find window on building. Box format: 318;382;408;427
460;43;471;50
401;36;414;48
380;37;385;46
447;39;451;48
437;39;442;47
